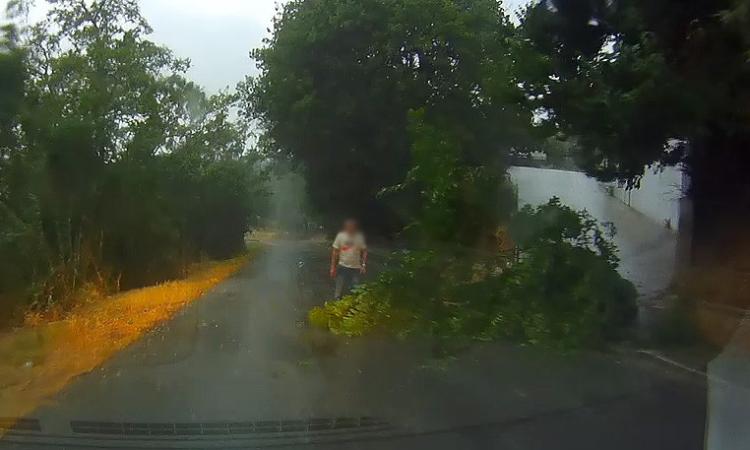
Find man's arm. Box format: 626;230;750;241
360;248;369;274
330;246;340;279
359;234;368;274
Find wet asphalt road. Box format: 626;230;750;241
3;241;706;449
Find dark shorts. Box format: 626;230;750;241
335;266;361;299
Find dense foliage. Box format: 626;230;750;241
310;199;637;349
250;0;639;348
246;0;538;234
520;0;750;267
0;1;266;322
379;109;518;246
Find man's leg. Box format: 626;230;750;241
344;268;362;296
338;268;361;299
351;272;361;290
334;268;346;299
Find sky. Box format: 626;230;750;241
2;0;529;94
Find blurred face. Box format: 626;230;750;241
343;219;359;234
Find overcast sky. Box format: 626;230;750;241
2;0;529;93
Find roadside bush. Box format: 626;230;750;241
0;4;268;322
310;199;638;349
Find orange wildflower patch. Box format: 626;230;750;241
0;254;253;421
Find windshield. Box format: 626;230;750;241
0;1;746;449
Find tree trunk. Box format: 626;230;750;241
682;128;750;308
688;128;750;262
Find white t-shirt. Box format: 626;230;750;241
333;231;367;269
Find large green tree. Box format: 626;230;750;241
0;0;266;319
246;0;536;235
245;0;638;346
521;0;750;266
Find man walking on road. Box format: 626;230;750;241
330;218;368;299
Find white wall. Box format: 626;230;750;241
510;166;678;298
610;166;685;231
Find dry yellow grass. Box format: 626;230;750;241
0;253;253;420
248;228;280;243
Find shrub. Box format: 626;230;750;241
310;199;638;349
